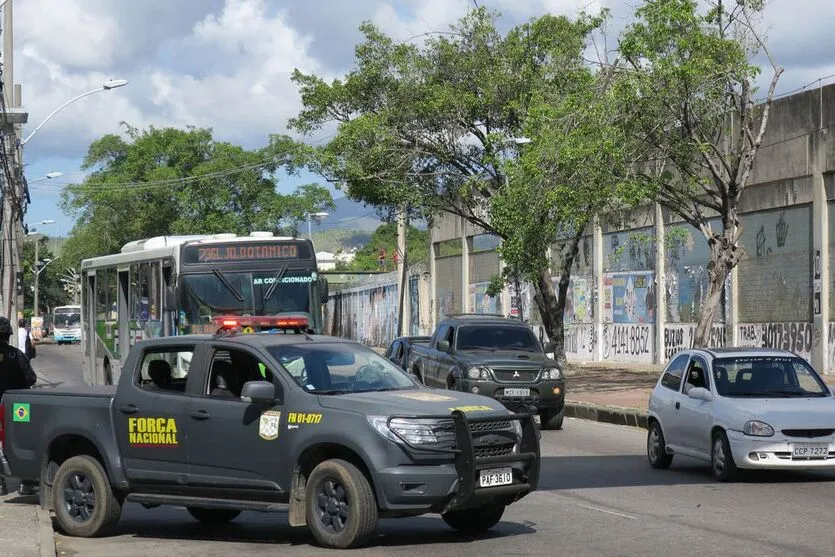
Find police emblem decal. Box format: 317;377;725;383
259;410;282;440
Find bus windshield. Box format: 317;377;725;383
178;270;317;324
54;310;81;329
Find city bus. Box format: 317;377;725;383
52;305;82;344
80;232;327;386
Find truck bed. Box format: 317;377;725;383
2;386;117;482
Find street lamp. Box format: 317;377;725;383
22;79;129;146
28;172;63;184
306;211;329;240
26;219;56;317
500;136;532;320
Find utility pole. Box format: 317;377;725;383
0;0;26;321
396;207;410;337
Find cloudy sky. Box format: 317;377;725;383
12;0;835;236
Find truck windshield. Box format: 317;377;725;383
267;343;417;394
179;270;317;323
456;325;541;352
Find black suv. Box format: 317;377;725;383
404;314;566;429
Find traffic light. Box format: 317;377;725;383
15;271;23;295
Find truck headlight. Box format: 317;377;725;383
743;420;774;437
367;416;447;445
541;367;562;380
467;366;492;380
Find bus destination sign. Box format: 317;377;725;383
183;241;310;264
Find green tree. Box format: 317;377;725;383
618;0;782;346
22;235;69;316
283;7;623;360
60;124;335;267
342;223;429;272
489;67;650;364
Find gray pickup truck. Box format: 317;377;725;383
0;323;539;549
405;314;566;430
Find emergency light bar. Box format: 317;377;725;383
212;315;310;332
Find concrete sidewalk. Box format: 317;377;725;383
0;479;55;557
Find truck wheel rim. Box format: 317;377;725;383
63;473;96;523
316;478;349;533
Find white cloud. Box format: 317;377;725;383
9;0;835;166
16;0;121;70
144;0;332;148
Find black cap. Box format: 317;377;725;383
0;316;12;335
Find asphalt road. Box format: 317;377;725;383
28;343;835;557
31;338;85;389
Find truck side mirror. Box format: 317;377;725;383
241;381;277;404
437;339;450;353
319;278;329;302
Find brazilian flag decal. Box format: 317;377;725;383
12;402;30;423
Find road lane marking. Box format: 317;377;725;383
576;503;638;520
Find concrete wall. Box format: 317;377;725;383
324;266;431;347
325;82;835;370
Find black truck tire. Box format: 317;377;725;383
187;507;241;525
52;455;122;537
539;408;564;430
442;502;506;533
305;458;378;549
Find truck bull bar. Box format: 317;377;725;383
385;409;540;511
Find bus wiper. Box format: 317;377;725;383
263;265;288;301
212;269;243;301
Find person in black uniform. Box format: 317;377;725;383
0;316;37;496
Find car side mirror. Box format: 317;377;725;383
437;339;450;353
241;380;277;404
544;341;556;354
687;387;713;402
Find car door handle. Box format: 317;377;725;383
120;404;138;414
190;410;211;420
675;401;680;410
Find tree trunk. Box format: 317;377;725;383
531;230;583;367
692;223;741;347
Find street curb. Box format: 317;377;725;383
565;401;648;430
37;507;56;557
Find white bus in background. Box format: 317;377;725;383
79;232;327;386
52;305;82;345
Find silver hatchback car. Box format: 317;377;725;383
646;347;835;481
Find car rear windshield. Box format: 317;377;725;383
712;356;830;398
455;325;541;352
267;342;417;395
